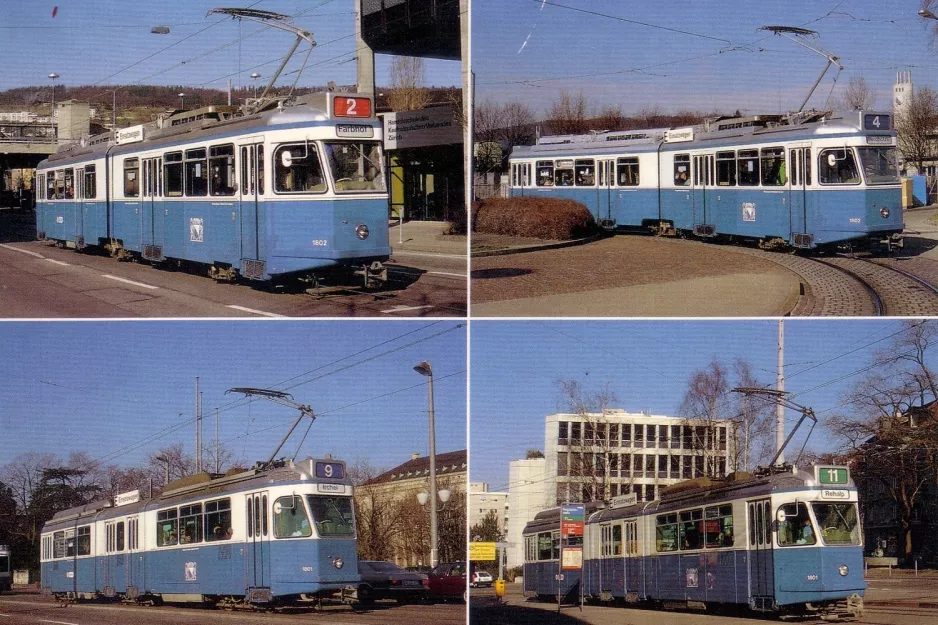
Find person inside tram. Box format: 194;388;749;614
797;518;814;544
291;518;310;537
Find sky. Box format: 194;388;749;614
0;1;460;93
0;320;466;475
472;0;938;117
469;319;928;492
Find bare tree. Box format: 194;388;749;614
837;75;876;111
546;90;589;135
387;57;433;112
148;443;195;486
826;320;938;562
556;378;620;502
679;360;730;478
593;104;627;132
896;87;938;174
499;101;536;147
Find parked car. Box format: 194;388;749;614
471;570;494;588
427;561;469;602
357;560;428;604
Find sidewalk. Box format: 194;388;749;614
390;220;467;257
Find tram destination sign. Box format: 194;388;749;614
336;124;374;139
816;466;849;485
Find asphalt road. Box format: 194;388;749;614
0;593;465;625
0;211;466;318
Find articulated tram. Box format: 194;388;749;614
523;464;864;619
509;110;903;252
40;458;359;607
35;92;389;288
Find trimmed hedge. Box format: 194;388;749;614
473;197;598;240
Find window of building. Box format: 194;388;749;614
185;148;208;196
645;454;655;476
574;159;595;186
694;455;704;478
617;156;639;186
646;424;656;448
622;423;632;446
658;454;668;478
633;453;644;478
558;421;569;445
634;425;644;446
645;484;655;502
557;451;568;476
570;422;581;443
682;454;692;479
164;152;183;196
718;426;727;451
737;149;760;186
671;425;681;449
682;426;692;449
584;422;594;444
608;452;619;477
609;423;619;443
670;454;680;478
620;453;631;477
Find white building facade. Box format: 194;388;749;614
469;482;508;534
543;409;736;509
504;457;546;569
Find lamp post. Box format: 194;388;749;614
178;92;186;110
155;454;170;485
250;72;262;98
919;8;938;20
414;360;440;567
48;73;59;136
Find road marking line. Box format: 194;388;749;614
226;305;285;318
101;274;159;290
39;620;80;625
391;250;467;259
381;305;434;314
0;243;44;258
428;271;466;278
44;258;71;266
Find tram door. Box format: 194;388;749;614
245;491;271;599
141;157;164;259
596;159;616;228
692;154;715;235
747;499;775;609
126;517;141;597
238;139;265;277
74;168;85;246
788;146;810;241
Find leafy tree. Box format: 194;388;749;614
525;449;544;459
470;509;502;542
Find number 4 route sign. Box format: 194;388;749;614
817;466;849;485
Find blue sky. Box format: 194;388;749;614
0;321;466;474
470;319;922;491
473;0;938;116
0;1;460;92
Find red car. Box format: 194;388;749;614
427;561;469;602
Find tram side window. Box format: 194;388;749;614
164;152;183;197
600;523;623;556
123;158;139;197
205;498;232;541
185;148;208;196
819;148;860;185
524;535;537;562
536;531;554;560
656;513;678;552
805;148;812;185
761;147;786;186
673;154;690;186
716;151;736;186
777;502;816;546
536;160;554;186
63;168;74;199
273;495;311;538
737;149;760;186
679;508;704;550
618;157;639;186
76;526;91;556
704;504;734;548
157;508;178;546
555;160;574;186
574;159;595;186
36;174;44;200
52;531;66;558
84;165;96;199
42;535;52;560
209;144;237;196
179;503;203;544
48;172;58;200
274;143;326;194
116;521;124;551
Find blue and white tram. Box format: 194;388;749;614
523;464;865;619
35;92;390;287
40;458;359;606
0;544;11;592
509;110;903;252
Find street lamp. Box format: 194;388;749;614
414;360;442;568
178;92;186;110
250;72;262;98
919;8;938;20
155;454;170;485
48;73;59;135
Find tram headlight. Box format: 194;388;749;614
355;224;370;240
839;565;849;577
880;207;890;218
333;557;344;569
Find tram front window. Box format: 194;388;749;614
857;147;900;185
812;502;861;545
306;495;355;537
777;502;817;546
323;141;385;193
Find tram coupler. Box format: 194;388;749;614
354;261;387;289
882;232;903;253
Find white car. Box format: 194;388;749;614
471;570;494;588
